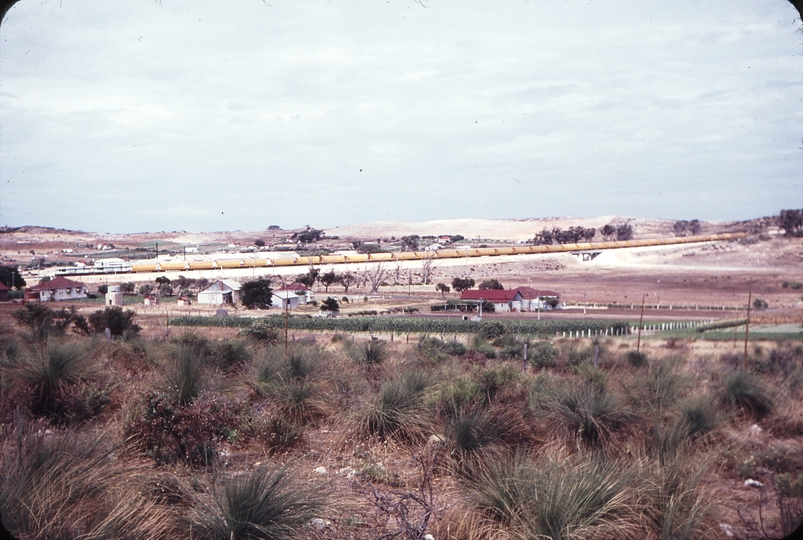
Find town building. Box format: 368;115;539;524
25;277;88;302
197;279;241;305
514;287;562;311
272;290;300;310
460;289;524;312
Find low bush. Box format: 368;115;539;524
347;338;390;366
238;320;280;344
478;321;507;341
529;341;557;368
357;370;433;443
625;350;648;368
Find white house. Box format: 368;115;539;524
197;279;241;305
277;282;313;304
26;277;88;302
272;290;300;310
460;289;524;313
514;287;562;312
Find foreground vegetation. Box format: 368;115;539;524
1;308;803;539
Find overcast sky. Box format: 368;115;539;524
0;0;801;233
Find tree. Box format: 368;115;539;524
600;224;617;241
400;235;420;251
297;268;319;289
479;278;504;290
673;220;689;236
320;297;340;312
98;284;108;294
435;283;450;296
616;223;634;241
241;278;273;309
172;275;195;291
254;239;265;247
355;242;384;254
155;276;171;286
364;263;389;293
13;303;89;338
340;272;357;293
121;282;136;295
320;271;338;292
451;277;475;293
420;254;436;285
139;283;154;296
293;228;324;244
157;283;174;297
88;306;141;337
0;265;26;289
449;234;465;243
689;219;701;235
779;209;803;236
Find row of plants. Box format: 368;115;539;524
169;314;632;337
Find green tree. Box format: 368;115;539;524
616;223;634;241
451;277;475;293
340;272;357;293
297;268;319;289
13;303;89;339
320;271;338;292
0;265;26;289
400;235;420;251
121;282;136;294
779;209;803;236
435;283;450;296
254;239;265;247
478;279;504;290
600;224;617;241
241;278;273;309
155;276;171;286
97;284;108;295
320;297;340;312
87;306;141;337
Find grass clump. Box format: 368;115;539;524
357;370;433;442
347;338;390;366
718;371;773;420
163;343;208;406
253;345;328;422
188;463;328;539
463;451;634;540
5;339;98;415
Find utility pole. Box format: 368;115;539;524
637;292;646;353
743;291;752;371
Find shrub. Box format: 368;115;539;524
238;320;280;344
187;464;328;539
718;371;773;419
474;363;521;403
213;339;252;370
478;321;507;341
88;306;141;338
679;393;722;439
417;336;467;362
130;391;239;467
625;350;648;368
529;341;557;368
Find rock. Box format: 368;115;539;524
749;424;762;436
338;467;356;478
313;466;328;475
424;535;435;540
744;479;764;488
719;523;734;537
428;434;445;445
309;518;332;531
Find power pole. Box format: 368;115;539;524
637;293;646;353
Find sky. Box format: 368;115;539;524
0;0;801;233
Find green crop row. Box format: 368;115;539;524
169;315;631;336
695;318;748;332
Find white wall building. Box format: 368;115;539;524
197;279;241;305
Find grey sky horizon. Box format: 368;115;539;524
1;0;801;234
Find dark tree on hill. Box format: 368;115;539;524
320;271;338;292
0;266;26;289
320;297;340;312
340;272;357;293
673;220;689;236
355;243;384;254
98;284;108;295
155;276;171;286
616;223;634;241
121;282;136;294
241;278;273;309
449;235;465;243
294;229;324;244
254;239;265;247
779;209;803;236
435;283;450;296
600;224;617;241
157;283;173;297
451;277;475;293
139;284;153;296
88;306;141;337
479;279;504;290
172;275;195;291
689;219;701;235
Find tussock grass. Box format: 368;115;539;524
462;450;636;540
163;343;208;406
253;345;329;422
718;371;773;419
5;339;97;414
187;463;328;539
1;417;175;540
355;369;434;443
346;337;391;366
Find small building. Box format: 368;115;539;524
176;296;192;306
144;294;159;306
106;285;123;307
197;279;241;306
272;290;300;310
277;282;313;304
460;289;524;312
514;287;562;311
0;282;8;301
25;277;88;302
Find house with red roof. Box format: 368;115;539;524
25;276;88;302
460;289;523;312
514;287;562;311
278;282;314;304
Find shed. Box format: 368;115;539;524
272;290;300;310
197;279;241;305
278;282;313;304
515;287;562;311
